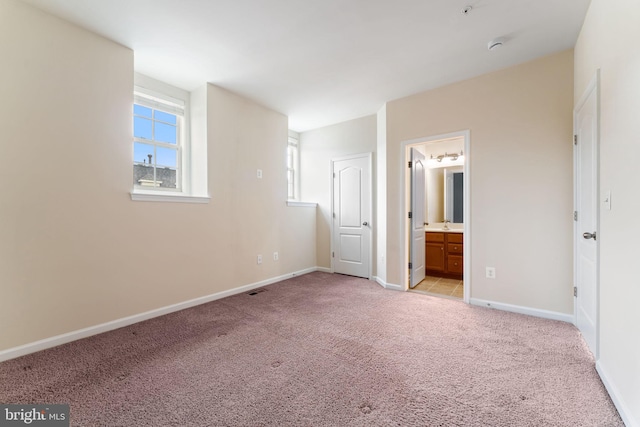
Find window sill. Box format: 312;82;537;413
286;200;317;208
131;191;210;204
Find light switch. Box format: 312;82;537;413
257;169;263;179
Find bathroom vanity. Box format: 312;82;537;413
425;230;463;280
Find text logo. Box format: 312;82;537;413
0;405;69;427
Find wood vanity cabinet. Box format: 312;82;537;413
425;232;463;280
425;233;446;273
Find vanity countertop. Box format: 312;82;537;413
424;226;463;233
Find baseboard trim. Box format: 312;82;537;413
373;276;403;291
469;298;573;323
596;361;637;427
0;267;323;363
316;267;331;273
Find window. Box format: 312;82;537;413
131;73;209;204
287;136;298;200
133;89;184;190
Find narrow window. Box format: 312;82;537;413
133;89;184;190
287;136;299;200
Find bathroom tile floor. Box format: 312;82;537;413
411;276;463;299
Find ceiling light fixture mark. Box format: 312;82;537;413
488;37;506;51
462;6;473;15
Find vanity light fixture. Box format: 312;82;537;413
430;150;464;162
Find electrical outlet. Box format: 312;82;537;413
273;252;279;261
257;255;262;265
257;169;263;179
486;267;496;279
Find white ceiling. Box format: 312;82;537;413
21;0;591;132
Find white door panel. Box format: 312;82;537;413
339;168;362;227
339;234;362;263
410;148;426;288
333;154;371;278
578;254;597;322
575;76;599;357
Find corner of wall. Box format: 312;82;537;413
376;104;388;283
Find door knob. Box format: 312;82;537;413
582;231;597;240
362;222;368;226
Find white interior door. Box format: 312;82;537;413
410;148;426;288
332;154;371;278
575;76;599;357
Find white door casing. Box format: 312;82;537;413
332;154;372;279
410;148;426;288
400;130;470;301
574;72;599;357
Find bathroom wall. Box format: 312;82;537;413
421;137;464;225
426;168;444;224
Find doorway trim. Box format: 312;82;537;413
401;130;470;302
330;152;373;280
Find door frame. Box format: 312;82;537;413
573;70;600;357
401;130;470;302
330;152;373;279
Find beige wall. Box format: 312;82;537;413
575;1;640;424
299;116;377;270
206;84;316;284
386;50;575;314
0;0;315;352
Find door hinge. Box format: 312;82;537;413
408;161;412;168
574;286;577;297
574;135;578;145
332;251;335;258
333;172;336;178
333;212;336;218
574;211;578;221
408;212;412;219
408;262;412;269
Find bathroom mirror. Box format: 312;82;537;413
425;166;463;224
444;167;464;223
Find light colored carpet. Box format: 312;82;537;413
0;272;622;426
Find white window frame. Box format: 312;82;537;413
287;135;299;200
133;88;184;192
130;73;210;204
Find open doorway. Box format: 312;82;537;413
402;131;470;302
